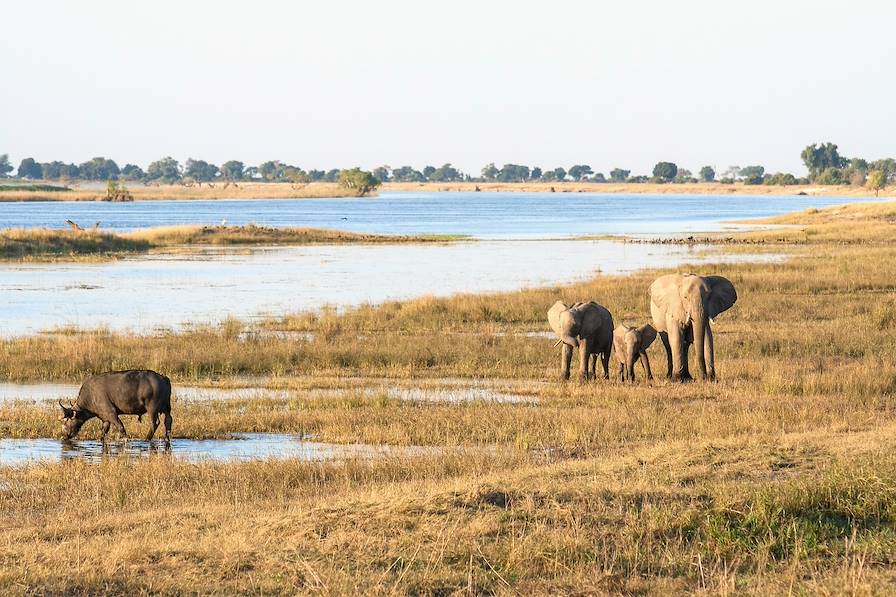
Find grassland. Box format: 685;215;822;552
0;181;352;201
2;200;896;594
0;225;462;260
1;180;892;201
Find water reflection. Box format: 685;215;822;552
0;240;777;336
0;433;424;465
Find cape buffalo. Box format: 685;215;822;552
59;370;173;442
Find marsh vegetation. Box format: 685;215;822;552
2;201;896;594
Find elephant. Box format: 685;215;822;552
613;323;657;382
649;273;737;382
547;300;614;380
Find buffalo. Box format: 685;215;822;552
59;370;173;442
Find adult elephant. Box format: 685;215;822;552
548;301;614;380
649;274;737;382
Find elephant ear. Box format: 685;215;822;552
547;301;569;337
705;276;737;318
636;324;657;349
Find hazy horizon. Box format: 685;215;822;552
2;0;894;176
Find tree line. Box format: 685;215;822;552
0;143;892;192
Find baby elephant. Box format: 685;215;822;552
613;324;657;382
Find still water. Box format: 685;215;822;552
0;240;773;335
0;434;429;466
0;191;865;238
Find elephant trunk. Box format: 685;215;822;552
692;295;708;379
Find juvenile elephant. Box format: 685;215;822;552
613;323;657;382
547;300;614;380
649;273;737;382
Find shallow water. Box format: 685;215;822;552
0;433;421;465
0;191;868;238
0;240;775;335
0;381;532;405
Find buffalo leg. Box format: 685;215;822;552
112;415;128;441
162;412;173;443
100;421;111;442
145;411;160;441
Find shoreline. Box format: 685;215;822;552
0;180;892;201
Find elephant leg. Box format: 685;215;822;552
589;352;598;379
681;325;694;381
617;362;625;382
601;351;610;380
704;323;716;381
667;325;690;382
640;351;653;381
659;331;673;379
560;344;573;380
578;337;593;380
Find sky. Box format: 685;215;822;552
2;0;894;177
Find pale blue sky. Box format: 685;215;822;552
2;0;894;176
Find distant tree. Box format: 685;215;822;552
422;165;436;180
609;168;630;182
801;142;847;180
41;161;62;179
56;162;80;179
429;163;462;182
530;166;543;180
258;160;284;181
78;157;120;180
764;172;798;185
869;158;896;182
568;164;593;181
814;167;845;185
867;170;887;196
481;163;498;181
281;166;308;183
722;165;741;180
372;166;391;182
120;164;145;181
674;168;693;182
220;160;245;181
699;166;715;182
391;166;425;182
0;154;12;177
541;170;556;182
244;166;259;180
552;167;567;181
17;157;42;179
338;167;380;196
626;175;649;183
146;157;182;183
739;165;765;185
591;172;607;183
652;161;678;182
497;164;530;182
184;159;219;182
307;169;325;181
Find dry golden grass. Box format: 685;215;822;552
384;180;896;198
3;180;893;201
3;199;896;594
0;181;357;202
0;225;460;260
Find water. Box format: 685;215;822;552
0;381;532;404
0;240;775;335
0;191;867;239
0;433;425;466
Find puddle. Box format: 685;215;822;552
0;433;430;466
0;381;532;404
